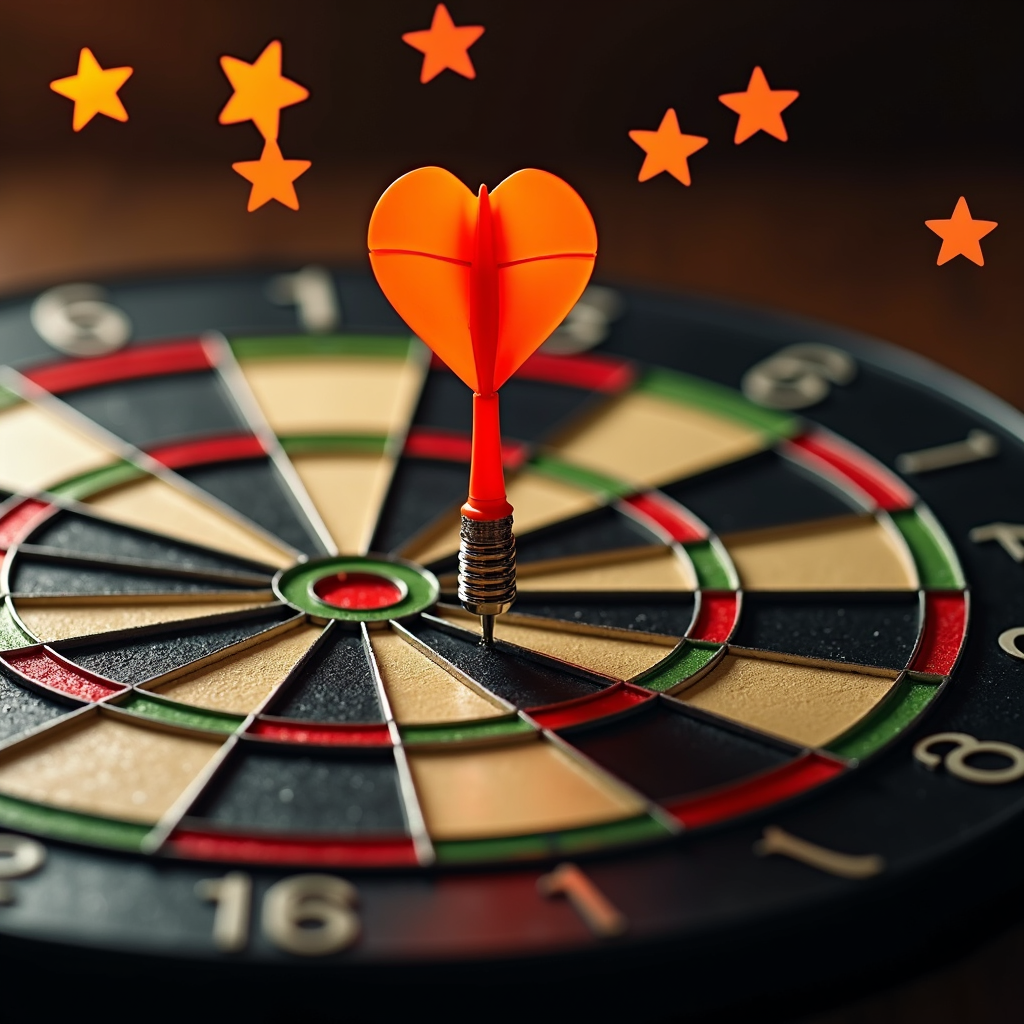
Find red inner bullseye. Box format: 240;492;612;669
312;572;404;611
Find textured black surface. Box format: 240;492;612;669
660;450;860;535
196;745;407;834
409;620;606;706
512;593;694;636
9;557;262;595
515;506;661;564
371;458;467;553
732;592;922;669
60;371;246;449
413;369;600;443
565;699;793;801
272;627;382;722
180;458;326;556
60;607;296;683
0;270;1020;990
0;665;69;742
26;510;274;575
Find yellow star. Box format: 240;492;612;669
232;139;311;211
50;48;133;132
219;40;309;142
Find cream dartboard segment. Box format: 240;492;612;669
0;269;1017;991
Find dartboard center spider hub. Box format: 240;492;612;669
273;555;439;624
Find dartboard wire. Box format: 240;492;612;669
202;333;340;556
778;441;876;515
360;338;432;556
0;367;306;564
14;606;306;714
142;725;245;854
5;546;272;590
246;616;343;719
417;608;629;688
659;644;910;756
536;725;683;836
118;610;310;693
392;613;682;836
388;618;517;712
143;615;335;855
0;490;284;576
362;621;434;865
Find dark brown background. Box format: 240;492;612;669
0;1;1021;1018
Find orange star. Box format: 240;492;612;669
718;66;799;144
925;197;997;266
402;3;484;83
219;40;309;142
232;139;311;211
628;109;708;186
49;48;133;132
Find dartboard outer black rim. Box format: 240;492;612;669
0;269;1019;1019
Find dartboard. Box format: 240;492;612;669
0;270;1020;1010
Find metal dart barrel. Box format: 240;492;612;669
458;514;516;643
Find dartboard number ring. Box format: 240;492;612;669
29;283;132;357
742;343;857;410
0;833;46;905
913;732;1024;785
199;871;361;956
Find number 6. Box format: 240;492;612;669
262;873;360;956
742;343;856;410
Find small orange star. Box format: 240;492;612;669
628;109;708;186
925;197;998;266
49;48;133;132
402;3;484;83
219;40;309;142
718;66;799;144
232;139;311;211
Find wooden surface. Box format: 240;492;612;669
0;156;1019;1021
0;157;1019;409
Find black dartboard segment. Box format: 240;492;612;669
0;268;1019;1019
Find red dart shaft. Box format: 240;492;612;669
462;183;512;522
463;392;513;520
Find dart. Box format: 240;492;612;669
368;166;597;641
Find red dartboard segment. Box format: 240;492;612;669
23;339;215;394
688;592;740;643
528;682;655;731
785;432;914;512
0;498;54;550
146;434;268;470
666;752;846;828
910;591;968;676
168;829;419;866
2;650;125;702
427;350;635;393
248;720;393;746
403;427;529;469
620;492;708;543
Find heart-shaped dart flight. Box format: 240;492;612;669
369;166;597;640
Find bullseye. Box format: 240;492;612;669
274;555;439;623
312;571;405;610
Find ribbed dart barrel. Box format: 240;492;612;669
458;514;516;643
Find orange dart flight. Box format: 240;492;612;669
50;48;133;132
369;167;596;638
